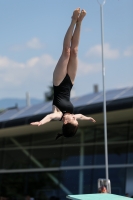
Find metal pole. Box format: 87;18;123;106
97;0;109;188
79;130;84;194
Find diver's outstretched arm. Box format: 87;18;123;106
75;114;96;123
30;112;62;126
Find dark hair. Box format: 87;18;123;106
55;123;78;140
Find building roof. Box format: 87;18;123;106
0;86;133;125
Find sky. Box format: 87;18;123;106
0;0;133;100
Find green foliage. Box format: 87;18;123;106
45;86;54;102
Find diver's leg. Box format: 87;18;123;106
53;8;80;86
67;10;86;84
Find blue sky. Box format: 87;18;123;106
0;0;133;100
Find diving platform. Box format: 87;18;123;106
67;193;130;200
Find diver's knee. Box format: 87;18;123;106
70;47;78;57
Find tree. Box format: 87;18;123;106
45;86;54;102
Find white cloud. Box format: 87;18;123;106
26;37;43;49
124;45;133;57
26;57;40;67
86;43;120;59
0;56;24;69
0;54;106;99
0;54;57;88
26;54;57;68
10;37;44;51
78;59;101;75
84;27;92;33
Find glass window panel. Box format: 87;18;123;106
0;173;26;198
5;135;32;148
85;144;105;165
32;131;63;146
84;126;104;143
0;172;62;200
108;144;127;164
107;123;129;142
95;127;104;143
128;144;133;164
83;169;105;194
89;143;128;165
31;147;62;168
129;122;133;140
86;145;127;166
84;127;96;143
83;168;126;195
0;138;4;147
0;138;5;169
61;147;79;166
125;167;133;196
84;146;95;165
94;145;105;165
109;168;126;195
60;170;79;194
2;149;31;169
32;130;81;146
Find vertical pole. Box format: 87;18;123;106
26;92;30;107
79;130;84;194
98;0;109;188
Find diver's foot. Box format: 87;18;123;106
77;9;86;23
71;8;80;22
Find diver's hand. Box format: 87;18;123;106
89;117;96;123
30;122;42;126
